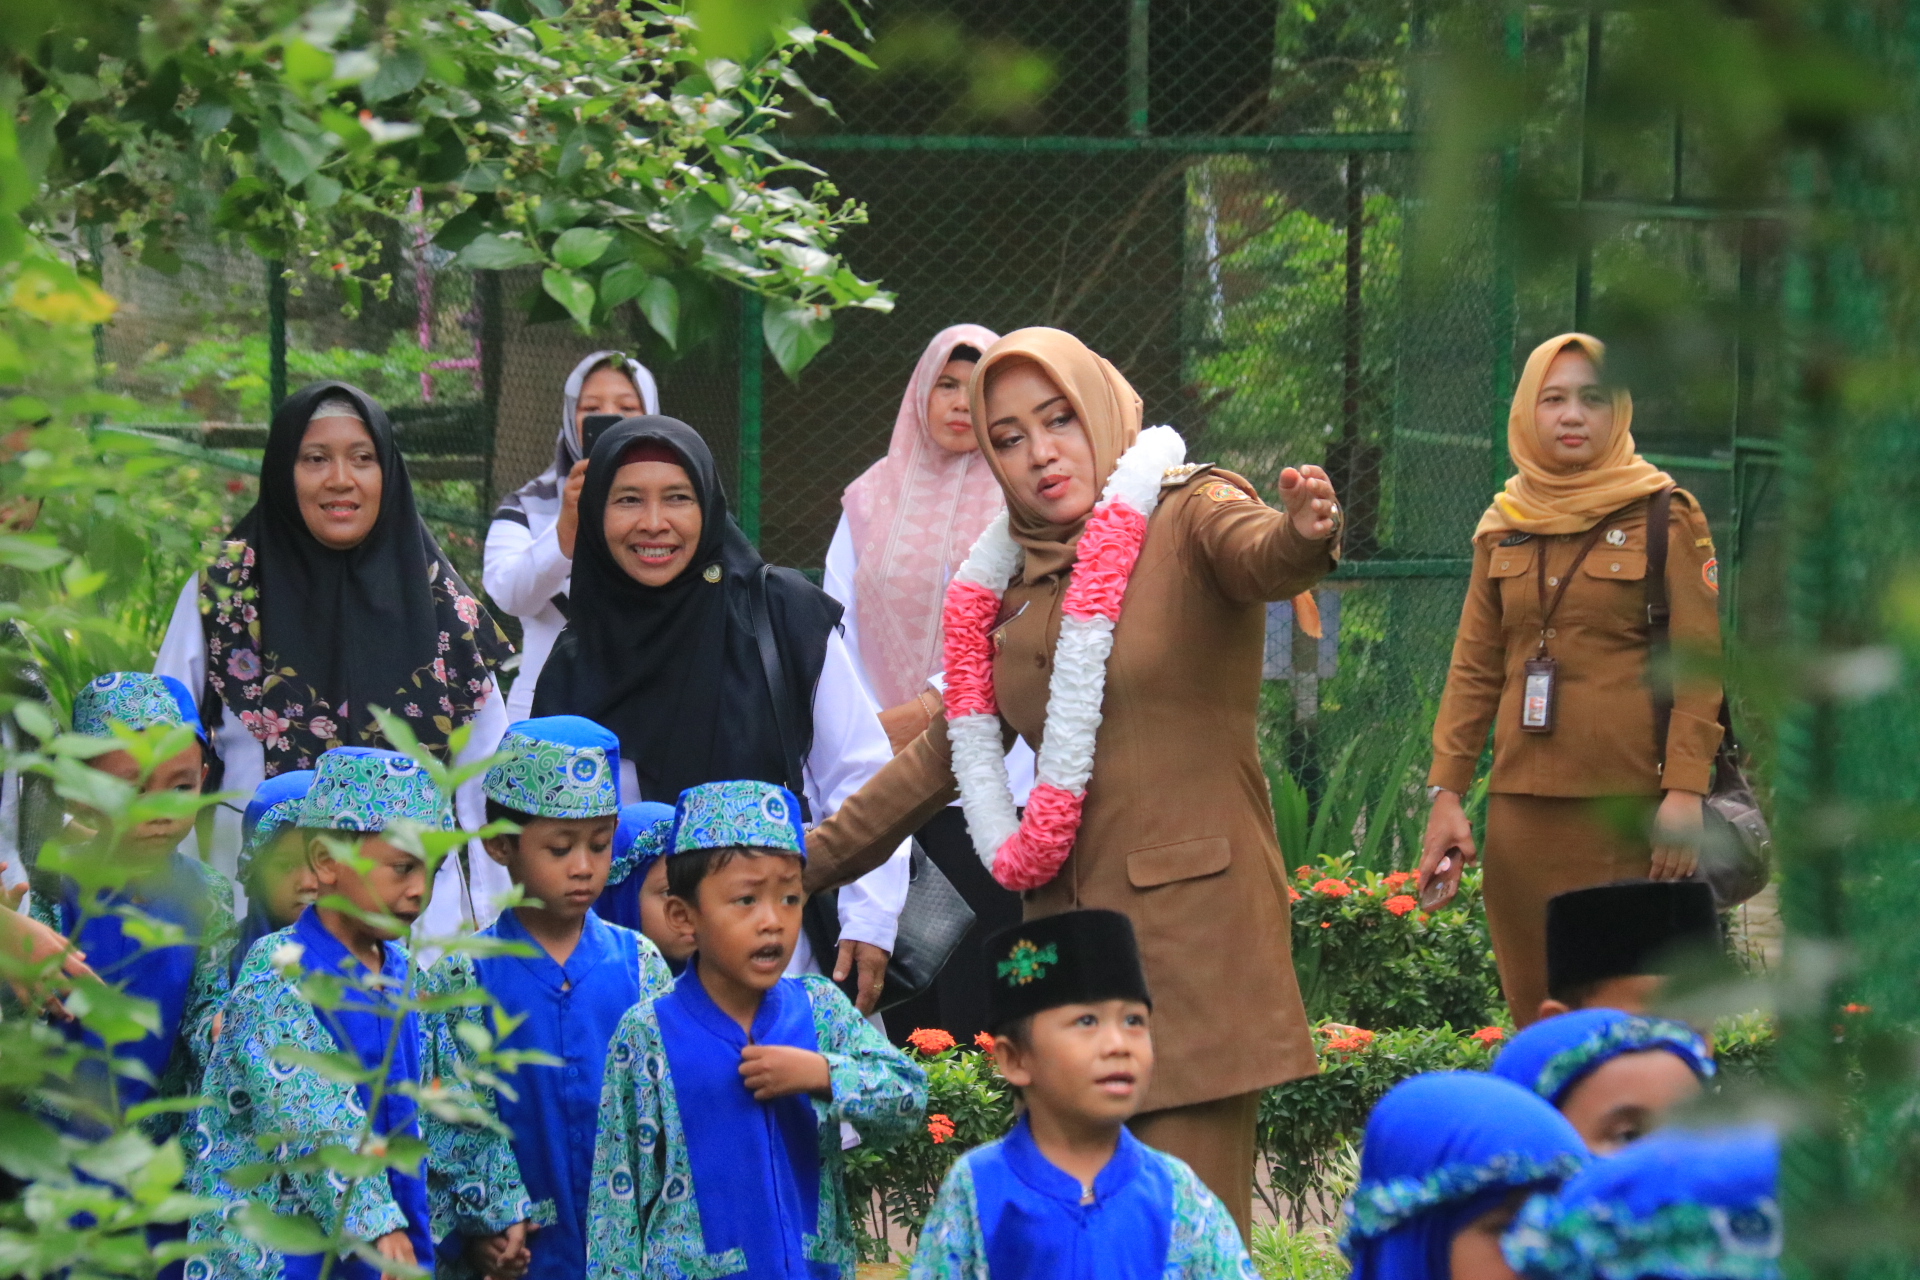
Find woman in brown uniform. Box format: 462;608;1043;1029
1419;333;1724;1026
798;327;1340;1237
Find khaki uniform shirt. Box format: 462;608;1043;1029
803;468;1336;1112
1428;490;1724;798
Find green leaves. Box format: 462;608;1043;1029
541;269;596;332
234;1204;333;1256
458;234;541;271
761;297;834;378
637;278;681;348
551;227;614;270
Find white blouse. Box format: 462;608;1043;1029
483;511;572;724
153;577;513;939
822;513;1035;805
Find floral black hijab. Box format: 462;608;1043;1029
197;381;512;775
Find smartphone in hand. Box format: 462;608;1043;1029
579;413;624;459
1419;851;1459;911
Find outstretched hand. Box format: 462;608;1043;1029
1278;465;1340;542
554;459;590;559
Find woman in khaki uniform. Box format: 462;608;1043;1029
1419;333;1724;1026
799;327;1341;1238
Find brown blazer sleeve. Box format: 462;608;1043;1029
1182;471;1341;606
1660;495;1725;795
1428;537;1505;794
802;715;959;893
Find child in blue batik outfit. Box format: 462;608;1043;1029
1505;1125;1780;1280
227;770;320;980
1492;1008;1716;1155
1339;1073;1588;1280
585;780;926;1280
911;910;1255;1280
425;717;673;1280
28;673;236;1138
591;800;692;972
186;747;528;1280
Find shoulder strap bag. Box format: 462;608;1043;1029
1645;487;1773;909
750;565;974;1014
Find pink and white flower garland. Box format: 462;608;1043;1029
941;426;1187;890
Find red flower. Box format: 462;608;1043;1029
1287;886;1302;902
1842;1003;1871;1015
973;1031;996;1051
1320;921;1331;929
1384;894;1418;917
1296;865;1312;881
927;1114;956;1144
225;477;245;494
1318;1024;1374;1053
1470;1026;1506;1046
907;1028;957;1056
1312;879;1351;898
1383;871;1412;891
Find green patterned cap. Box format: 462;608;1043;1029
300;747;451;833
484;716;621;819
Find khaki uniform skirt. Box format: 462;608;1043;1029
1482;793;1656;1023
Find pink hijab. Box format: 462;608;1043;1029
841;324;1003;707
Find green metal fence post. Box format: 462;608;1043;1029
267;259;288;417
478;269;505;521
1490;8;1522;489
1127;0;1150;137
738;292;764;546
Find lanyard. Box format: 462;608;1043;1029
1534;510;1631;658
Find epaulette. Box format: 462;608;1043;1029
1160;461;1216;489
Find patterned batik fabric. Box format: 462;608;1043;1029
669;781;806;856
71;671;203;738
1504;1126;1781;1280
424;913;673;1280
185;925;530;1280
299;747;451;833
483;718;621;820
910;1118;1259;1280
197;538;510;776
1492;1008;1714;1107
584;974;927;1279
27;853;236;1143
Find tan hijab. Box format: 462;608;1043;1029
1475;333;1673;538
969;327;1143;582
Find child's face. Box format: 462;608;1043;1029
488;814;617;919
995;999;1155;1127
638;858;694;962
1448;1187;1529;1280
82;743;204;860
254;832;321;927
1540;973;1664;1021
665;851;803;992
311;833;428;936
1556;1049;1703;1155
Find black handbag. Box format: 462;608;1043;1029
749;566;975;1013
1645;487;1774;908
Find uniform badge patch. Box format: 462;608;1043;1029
1201;480;1250;505
1605;528;1627;547
1499;532;1533;546
1703;557;1719;592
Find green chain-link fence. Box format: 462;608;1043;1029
85;1;1789;875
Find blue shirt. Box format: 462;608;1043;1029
475;910;669;1280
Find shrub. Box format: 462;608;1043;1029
1288;854;1505;1033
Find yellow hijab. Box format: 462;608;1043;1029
1474;333;1673;538
969;327;1143;583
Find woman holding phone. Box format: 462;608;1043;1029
1419;333;1725;1026
483;352;659;721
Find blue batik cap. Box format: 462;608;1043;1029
72;672;205;742
1492;1008;1716;1107
238;769;317;882
484;716;621;820
300;747;452;833
669;781;805;858
611;801;676;886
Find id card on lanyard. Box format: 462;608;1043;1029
1521;513;1626;735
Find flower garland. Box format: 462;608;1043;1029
941;425;1187;890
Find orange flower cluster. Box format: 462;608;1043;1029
1384;894;1418;917
907;1028;957;1056
1287;886;1303;903
1319;1023;1375;1053
1841;1003;1871;1015
973;1031;996;1051
1470;1026;1506;1046
1312;878;1352;897
1382;871;1413;891
927;1114;957;1144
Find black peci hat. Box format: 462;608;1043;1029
984;909;1152;1032
1546;880;1720;998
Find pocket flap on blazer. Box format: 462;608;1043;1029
1583;550;1647;581
1126;837;1232;889
1487;546;1534;579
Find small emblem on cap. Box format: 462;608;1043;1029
997;939;1058;987
702;564;722;583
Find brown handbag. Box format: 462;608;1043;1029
1644;487;1773;908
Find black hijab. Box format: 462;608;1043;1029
197;381;513;774
532;416;842;806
